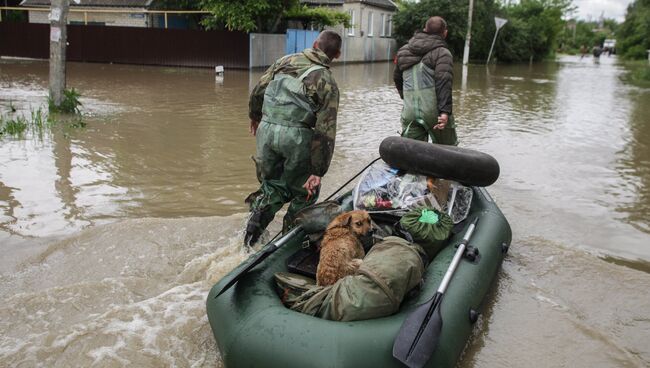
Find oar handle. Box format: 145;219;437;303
437;218;478;294
214;226;303;298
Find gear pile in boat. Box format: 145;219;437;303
278;160;463;322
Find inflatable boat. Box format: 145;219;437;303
206;137;511;368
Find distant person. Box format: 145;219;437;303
243;31;342;247
592;45;602;60
394;16;457;145
580;44;587;59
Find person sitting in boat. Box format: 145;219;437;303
394;16;457;145
244;31;342;247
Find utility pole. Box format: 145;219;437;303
49;0;69;107
462;0;474;66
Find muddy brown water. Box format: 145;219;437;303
1;55;649;367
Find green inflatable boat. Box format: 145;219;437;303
207;139;511;368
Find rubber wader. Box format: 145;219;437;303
400;61;457;145
245;64;326;246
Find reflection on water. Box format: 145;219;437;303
0;61;404;242
618;88;650;234
1;55;650;367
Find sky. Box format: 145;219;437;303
571;0;634;22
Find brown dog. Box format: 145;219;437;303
316;210;372;286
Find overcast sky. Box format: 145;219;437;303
572;0;634;21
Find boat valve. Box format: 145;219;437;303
469;309;480;324
464;245;480;263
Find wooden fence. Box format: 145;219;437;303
0;22;250;69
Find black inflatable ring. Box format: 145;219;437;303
379;136;500;187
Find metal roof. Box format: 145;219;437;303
300;0;397;11
21;0;154;8
351;0;397;11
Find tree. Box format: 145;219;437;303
617;0;650;59
392;0;572;63
201;0;298;33
495;0;571;62
392;0;507;61
392;0;475;55
150;0;204;30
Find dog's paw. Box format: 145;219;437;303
350;258;363;269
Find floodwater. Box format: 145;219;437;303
1;55;649;367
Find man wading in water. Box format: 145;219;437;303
394;16;457;145
244;31;342;247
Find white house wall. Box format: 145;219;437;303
338;2;397;63
28;8;149;27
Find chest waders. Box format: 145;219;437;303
400;61;457;145
245;65;326;247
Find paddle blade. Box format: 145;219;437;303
393;293;444;368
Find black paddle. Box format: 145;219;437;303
392;217;479;368
213;157;382;299
213;225;303;298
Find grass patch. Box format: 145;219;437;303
621;61;650;87
2;87;86;139
0;115;28;136
1;104;84;139
48;88;82;114
631;66;650;84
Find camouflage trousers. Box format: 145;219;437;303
247;121;319;235
401;114;458;145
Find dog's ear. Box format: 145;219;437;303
328;212;350;229
345;214;353;227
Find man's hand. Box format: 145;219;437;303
433;113;449;130
249;119;260;136
302;175;321;200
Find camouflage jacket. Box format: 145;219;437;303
249;48;340;177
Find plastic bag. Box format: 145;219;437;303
443;185;473;224
353;161;441;213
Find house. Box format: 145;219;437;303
342;0;398;62
20;0;155;27
343;0;396;39
299;0;398;62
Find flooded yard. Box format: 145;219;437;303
1;56;649;367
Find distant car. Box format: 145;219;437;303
603;39;616;54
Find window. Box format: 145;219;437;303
367;12;373;37
387;15;392;37
381;14;386;37
347;10;355;36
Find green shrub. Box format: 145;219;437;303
49;88;82;114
